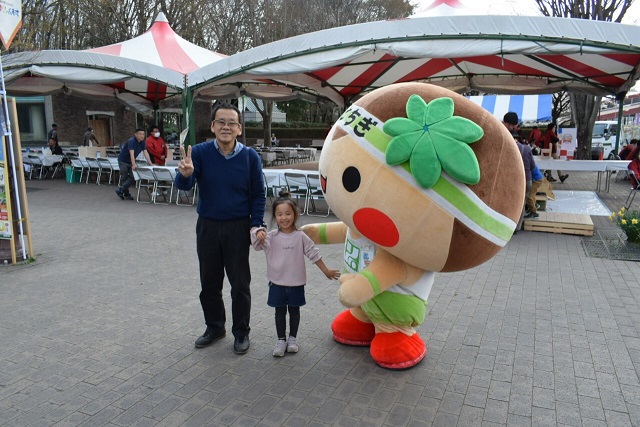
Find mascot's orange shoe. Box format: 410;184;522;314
370;332;427;370
332;310;375;346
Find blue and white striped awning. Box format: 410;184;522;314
466;95;553;123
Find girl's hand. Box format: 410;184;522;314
325;269;340;280
256;229;267;243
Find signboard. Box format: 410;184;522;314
559;127;577;160
0;0;21;50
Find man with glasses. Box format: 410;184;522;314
175;103;266;355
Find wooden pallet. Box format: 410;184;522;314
523;212;594;236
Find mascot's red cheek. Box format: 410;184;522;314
353;208;400;247
321;175;327;193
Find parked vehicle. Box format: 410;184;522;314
591;120;628;159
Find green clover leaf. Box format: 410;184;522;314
383;95;483;188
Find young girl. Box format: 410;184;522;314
251;191;340;357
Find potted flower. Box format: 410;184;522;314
610;207;640;244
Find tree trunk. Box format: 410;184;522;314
263;101;274;147
570;93;601;159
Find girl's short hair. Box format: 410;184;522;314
271;190;300;227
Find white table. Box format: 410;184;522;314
534;157;629;192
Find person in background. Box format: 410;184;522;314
528;125;542;148
619;139;639;160
524;165;545;219
175;102;265;355
48;137;63;155
165;130;178;145
271;133;278;147
115;128;154;201
251;191;339;357
48;123;58;143
83;127;100;147
628;148;640;189
145;125;168;166
542;123;568;183
504;112;536;232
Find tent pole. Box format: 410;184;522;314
614;92;626;156
0;53;27;260
180;79;196;147
187;87;195;147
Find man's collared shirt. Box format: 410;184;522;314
214;139;244;159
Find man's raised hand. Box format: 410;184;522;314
178;145;194;177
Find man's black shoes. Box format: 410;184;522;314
195;328;226;348
234;336;250;354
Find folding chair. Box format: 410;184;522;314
84;157;102;184
284;172;309;214
135;167;157;203
108;158;121;186
96;157;114;184
22;155;34;179
175;168;197;206
27;155;45;179
305;174;331;217
152;167;175;205
297;149;310;162
625;171;640;209
69;157;86;183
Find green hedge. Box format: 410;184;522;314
243;127;330;139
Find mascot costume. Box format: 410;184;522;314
302;82;524;370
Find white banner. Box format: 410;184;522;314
558;127;577;159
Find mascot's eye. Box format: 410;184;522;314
342;166;361;193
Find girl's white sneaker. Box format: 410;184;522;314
286;336;299;353
273;339;287;357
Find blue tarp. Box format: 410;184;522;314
466;94;553;123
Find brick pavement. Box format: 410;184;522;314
1;169;640;426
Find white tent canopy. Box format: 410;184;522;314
2;50;184;114
188;15;640;109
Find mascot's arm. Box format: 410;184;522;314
338;249;425;307
300;222;348;245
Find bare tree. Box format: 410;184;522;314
9;0;415;145
551;92;571;123
534;0;635;158
248;0;414;142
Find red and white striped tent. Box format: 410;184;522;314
2;13;225;114
412;0;479;17
188;15;640;109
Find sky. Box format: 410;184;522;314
412;0;640;25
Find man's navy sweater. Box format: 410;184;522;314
174;141;265;227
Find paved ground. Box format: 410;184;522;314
1;168;640;426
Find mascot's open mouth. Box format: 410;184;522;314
321;174;327;193
353;208;400;247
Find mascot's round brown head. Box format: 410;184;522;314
319;82;525;272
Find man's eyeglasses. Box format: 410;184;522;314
213;119;240;128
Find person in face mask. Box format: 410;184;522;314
145;125;168;165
